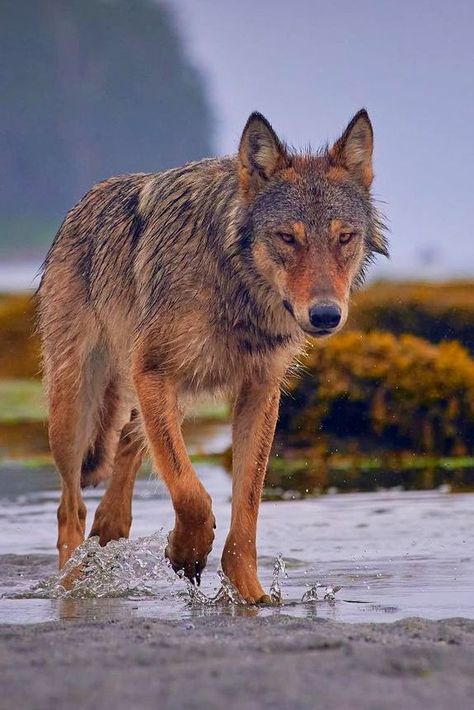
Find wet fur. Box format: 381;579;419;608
38;109;387;600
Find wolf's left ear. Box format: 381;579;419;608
238;112;289;195
330;109;374;189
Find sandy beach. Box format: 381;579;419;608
1;614;474;710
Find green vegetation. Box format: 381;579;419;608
264;453;474;498
0;379;47;461
0;380;45;423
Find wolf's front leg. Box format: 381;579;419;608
133;367;215;584
222;381;280;603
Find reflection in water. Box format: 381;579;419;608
265;455;474;499
56;597;136;622
3;418;474;498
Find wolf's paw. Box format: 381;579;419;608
89;506;131;547
165;512;215;585
221;542;268;604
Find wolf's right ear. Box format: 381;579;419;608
238;112;289;196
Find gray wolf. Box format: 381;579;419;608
38;109;387;602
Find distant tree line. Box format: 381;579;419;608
0;0;213;246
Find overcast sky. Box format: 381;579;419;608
170;0;474;279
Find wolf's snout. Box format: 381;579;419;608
308;303;341;332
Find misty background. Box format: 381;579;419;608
1;0;473;286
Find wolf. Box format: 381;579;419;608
38;109;387;603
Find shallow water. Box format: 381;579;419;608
0;458;473;626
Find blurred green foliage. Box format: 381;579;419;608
0;380;45;423
264;453;474;498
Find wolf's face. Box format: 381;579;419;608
237;111;387;336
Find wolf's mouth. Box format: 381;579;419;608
312;329;333;337
302;327;334;337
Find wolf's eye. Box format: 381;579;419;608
339;231;357;245
276;231;296;245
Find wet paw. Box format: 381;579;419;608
256;594;273;605
59;562;84;591
89;509;131;547
165;513;215;585
221;545;267;604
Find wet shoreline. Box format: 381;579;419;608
1;466;474;708
1;467;474;624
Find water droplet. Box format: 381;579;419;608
269;553;287;603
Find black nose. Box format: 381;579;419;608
308;303;341;331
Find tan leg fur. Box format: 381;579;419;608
222;382;280;603
89;413;144;545
133;366;215;584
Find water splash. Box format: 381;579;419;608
301;583;323;602
17;532;256;606
14;536;341;610
323;585;342;601
185;571;248;606
18;531;174;599
301;582;342;603
269;553;287;603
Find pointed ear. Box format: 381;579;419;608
330;109;374;189
238;112;289;195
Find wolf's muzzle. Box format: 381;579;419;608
308;303;342;332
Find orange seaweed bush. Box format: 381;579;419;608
278;331;474;456
348;281;474;351
0;293;40;378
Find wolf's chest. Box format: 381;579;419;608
177;325;298;395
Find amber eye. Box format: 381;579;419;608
277;231;296;245
339;231;357;245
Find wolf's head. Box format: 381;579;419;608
237;110;388;337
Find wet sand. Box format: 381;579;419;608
1;614;474;710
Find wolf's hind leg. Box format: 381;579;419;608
80;377;127;489
222;381;280;603
89;411;144;545
133;367;215;584
48;351;93;568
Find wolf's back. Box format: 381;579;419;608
39;157;238;307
